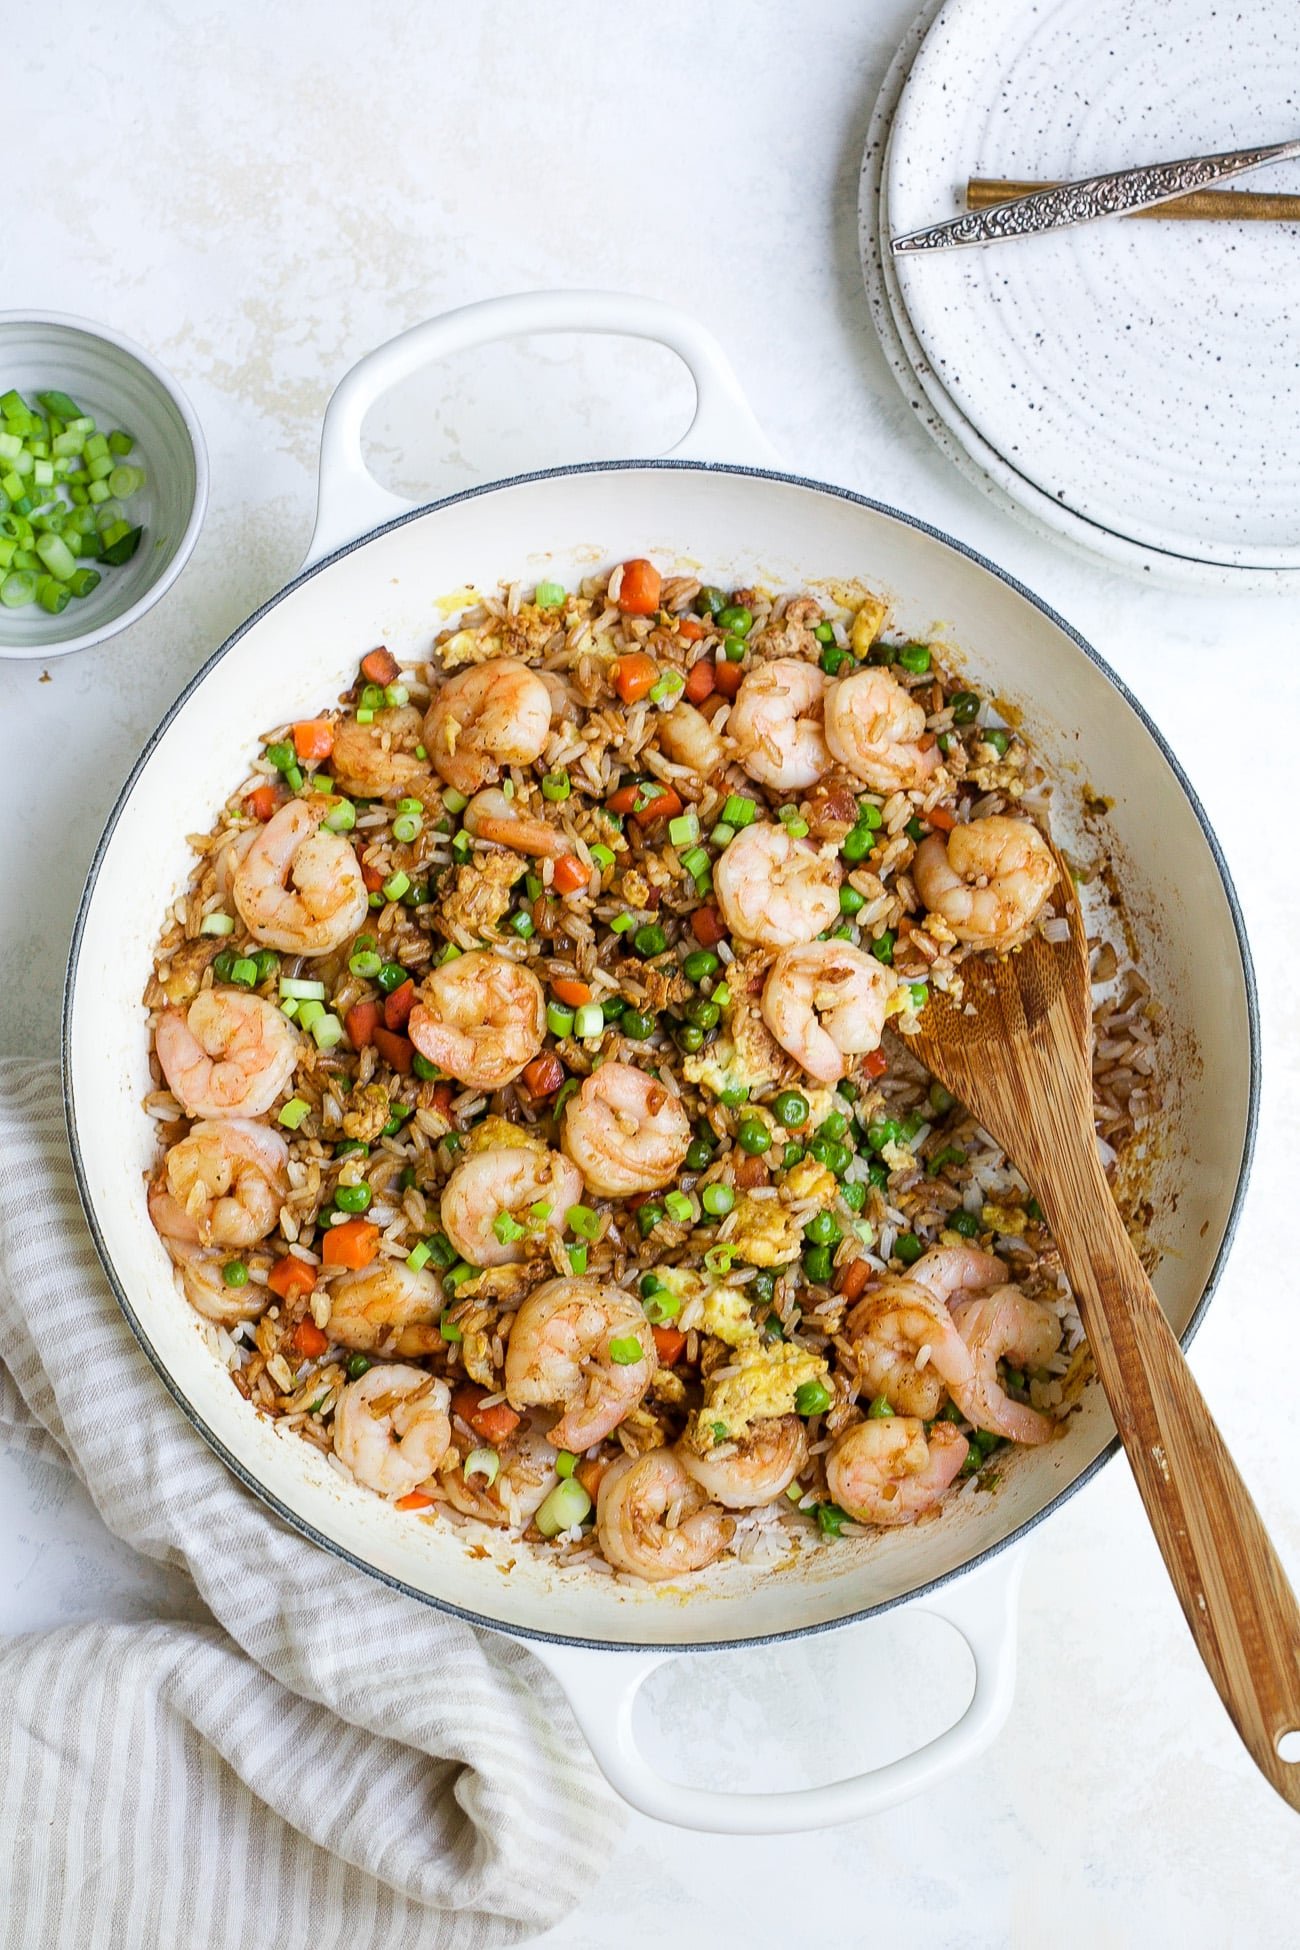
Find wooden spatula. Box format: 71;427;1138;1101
906;855;1300;1809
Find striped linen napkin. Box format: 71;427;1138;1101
0;1061;624;1949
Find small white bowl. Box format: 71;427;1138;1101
0;312;208;660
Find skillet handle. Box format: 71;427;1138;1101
528;1546;1025;1835
304;290;777;566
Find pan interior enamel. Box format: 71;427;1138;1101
66;463;1253;1647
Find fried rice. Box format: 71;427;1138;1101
141;558;1160;1581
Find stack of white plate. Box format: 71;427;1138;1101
859;0;1300;590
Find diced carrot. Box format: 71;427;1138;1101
267;1255;317;1301
292;719;335;763
651;1325;687;1365
360;646;400;686
677;615;705;642
522;1052;565;1099
690;905;727;948
345;1000;381;1049
684;660;716;704
321;1217;380;1270
383;979;416;1031
862;1047;889;1080
604;779;684;825
615;558;661;616
431;1082;456;1118
836;1258;872;1303
292;1319;329;1358
394;1490;434;1512
551;854;590;895
713;659;745;698
244;781;280;822
609;651;659;704
372;1026;414;1074
926;804;957;834
360;861;386;893
576;1456;609;1501
551;976;591;1007
451;1382;522;1446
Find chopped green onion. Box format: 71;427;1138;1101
566;1204;601;1241
492;1210;527;1246
442;787;468;814
556;1449;578;1478
609;912;635;934
199;911;235;937
384;683;409;708
392;812;422;843
567;1243;589;1274
817;1503;850;1538
608;1335;644;1366
636;1201;664;1237
546;1002;575;1038
642;1287;681;1324
507;909;534;939
535;1478;592;1536
349;948;383;979
590;842;615;870
295;1000;325;1032
463;1447;501;1488
541;769;571;801
381;871;410;902
280;976;326;1001
664;1190;694;1224
573;1002;605;1039
679;845;711;880
535;579;566;609
702;1243;734;1276
278;1098;311;1130
668;811;700;847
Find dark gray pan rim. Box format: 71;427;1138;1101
63;459;1260;1655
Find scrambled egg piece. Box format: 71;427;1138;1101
849;591;890;657
699;1285;759;1348
682;1036;759;1104
438;627;502;668
729;1194;804;1267
342;1082;392;1143
982;1201;1028;1237
693;1341;830;1445
881;1139;916;1173
783;1157;837;1204
464;1114;546;1155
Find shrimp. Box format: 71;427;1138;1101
148;1118;288;1248
424;658;552;796
167;1242;269;1325
948;1285;1061;1445
441;1412;559;1530
333;1363;452;1498
596;1449;734;1582
826;1416;969;1526
845;1276;978;1420
439;1144;584;1268
907;1241;1007;1306
760;941;895;1084
713;823;842;949
677;1414;807;1509
325;1262;442;1357
657;700;726;778
560;1060;691;1196
822;666;941;793
912;817;1057;953
407;949;546;1089
504;1276;659;1452
155;988;300;1120
230;798;369;955
728;658;831;790
462;787;568;859
330;706;430;802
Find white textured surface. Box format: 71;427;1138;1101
2;1;1298;1941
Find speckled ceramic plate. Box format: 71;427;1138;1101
859;2;1283;587
885;0;1300;573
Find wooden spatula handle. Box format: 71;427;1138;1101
1042;1142;1300;1807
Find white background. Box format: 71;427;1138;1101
4;2;1299;1943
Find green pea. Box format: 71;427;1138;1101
212;949;237;984
634;922;667;957
984;728;1010;756
772;1090;809;1128
334;1182;372;1214
950;1209;981;1238
637;1201;664;1237
866;639;897;665
839;884;866;916
682;949;719;983
334;1139;368;1159
412;1053;439;1082
722;633;748;662
867;1160;889;1190
856;801;883;830
897;641;932;674
685;1138;715;1171
695;585;727;617
684;997;720;1031
716;603;753;636
803;1244;833;1284
867;1118;900;1153
813;621;835;644
252;948;279;984
701;1182;735;1217
809;1137;850;1176
816;1111;849;1141
906;817;926;843
675;1023;706;1053
928;1081;956;1115
894;1232;922;1265
750;1269;777;1304
795;1379;832;1417
841;825;875;863
841;1181;866;1213
737;1119;772;1156
803;1211;842;1248
345;1353;372;1380
221;1260;248;1288
950;690;981;725
872;931;895;966
620;1010;656;1041
820;646;849;676
782;1142;805;1170
376;961;407;994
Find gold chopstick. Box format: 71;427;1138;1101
967;176;1300;220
